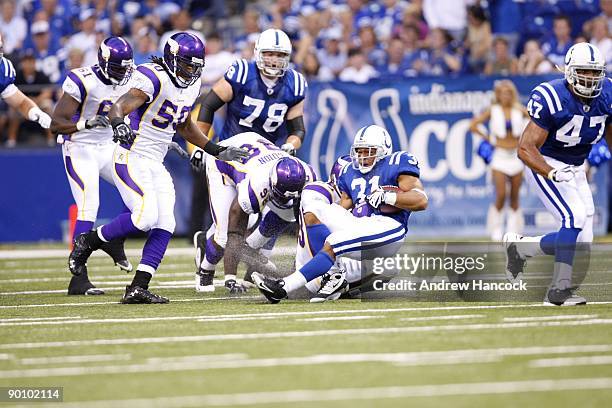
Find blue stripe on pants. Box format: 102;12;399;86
531;170;568;228
331;224;405;250
543;178;575;228
335;228;406;256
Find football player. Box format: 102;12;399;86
0;34;51;136
195;131;315;293
504;42;611;306
253;125;429;303
68;32;248;304
50;36;135;296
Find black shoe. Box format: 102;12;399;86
225;279;248;294
120;285;169;304
67;274;104;295
503;233;526;283
310;271;348;303
195;269;215;292
251;272;287;304
193;230;206;271
545;288;587;306
69;231;102;276
100;237;132;272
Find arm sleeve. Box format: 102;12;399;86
337;171;351;196
223;59;247;96
290;70;307;104
61;75;82;102
130;68;156;102
526;86;555;131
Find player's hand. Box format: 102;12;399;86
225;279;248;294
190;147;206;172
28;107;51;129
366;188;387;209
217;146;250;162
111;118;135;145
85;115;111;129
281;143;296;156
548;166;575;182
168;141;189;159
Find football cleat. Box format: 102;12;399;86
67;274;104;296
251;272;287;304
310;271;348;303
69;231;102;276
195;269;215;292
121;285;169;304
193;230;206;271
544;288;587;306
225;279;248;294
503;232;526;283
100;237;133;272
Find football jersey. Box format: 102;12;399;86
338;151;421;228
126;63;200;161
220;59;307;144
0;57;17;99
212;132;315;215
60;65;132;144
527;78;611;165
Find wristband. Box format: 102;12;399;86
547;169;556;180
203;141;223;156
76;120;86;131
385;192;397;206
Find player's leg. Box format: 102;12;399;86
506;172;524;235
486;169;506;241
63;143;103;295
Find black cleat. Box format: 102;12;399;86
69;231;102;276
251;272;287;304
545;288;587;306
503;233;526;283
310;271;348;303
67;274;104;295
225;279;248;294
100;237;132;272
193;230;206;271
120;285;169;304
195;269;215;292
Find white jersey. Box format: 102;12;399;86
125;62;200;161
211;132;315;215
61;65;132;144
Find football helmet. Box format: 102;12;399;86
254;29;292;77
564;42;605;98
98;36;134;86
269;157;307;207
350;125;392;174
163;32;205;88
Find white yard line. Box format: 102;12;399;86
0;272;194;283
399;314;485;322
19;354;132;365
503;315;598;322
7;378;612;408
145;353;248;364
529;355;612;368
298;315;383;322
0;354;12;360
0;316;82;323
3;319;612;350
0;296;259;309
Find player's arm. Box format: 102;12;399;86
108;88;148;144
517;120;554;177
340;191;353;209
178;116;247;161
3;88;51;129
395;175;428;211
284;101;306;152
50;92;110;135
469;108;491;141
196;77;233;137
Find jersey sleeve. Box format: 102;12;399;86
237;176;268;215
390;151;420;179
289;69;307;105
526;85;556;131
224;59;248;95
131;65;161;103
337;167;351;196
61;72;84;103
0;58;17;99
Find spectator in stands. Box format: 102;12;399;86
132;27;158;65
401;3;428;42
422;0;470;42
268;0;301;41
344;0;370;36
486;0;521;55
339;47;378;83
60;47;85;80
419;28;461;76
517;39;554;75
0;0;27;57
589;17;612;71
541;15;574;68
159;10;204;53
316;27;347;78
235;8;262;53
371;0;407;42
465;4;492;74
36;0;73;43
398;24;427;77
30;20;64;84
377;36;411;79
301;50;334;81
6;51;54;147
484;37;518;76
201;33;238;86
65;9;98;66
356;25;386;67
601;0;612;33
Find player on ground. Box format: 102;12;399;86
196;132;315;293
67;32;248;304
504;42;611;306
50;37;135;296
0;34;51;136
253;125;429;303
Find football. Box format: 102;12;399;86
379;185;403;214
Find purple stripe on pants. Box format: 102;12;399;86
100;212;141;241
115;163;144;196
65;156;85;190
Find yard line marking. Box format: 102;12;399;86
529;355;612;368
0;296;259;309
6;378;612;407
19;354;132;365
298;315;383;322
399;314;485;322
0;272;195;283
503;315;598;322
0;316;82;323
0;354;12;360
146;354;248;364
197;316;280;323
3;320;612;350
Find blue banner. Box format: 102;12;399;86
298;75;609;237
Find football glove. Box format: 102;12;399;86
548;166;575;182
217;146;250;162
80;115;111;130
281;142;296;156
27;107;51;129
225;279;248;294
190;147;205;172
111;118;135;145
366;188;387;209
168;141;189;159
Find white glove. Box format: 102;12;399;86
366;188;387;209
548;166;575;182
281;142;296;156
190;147;206;172
28;107;51;129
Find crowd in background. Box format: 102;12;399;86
1;0;611;146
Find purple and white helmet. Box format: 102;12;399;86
98;36;134;86
329;155;351;191
269;157;307;207
163;32;205;88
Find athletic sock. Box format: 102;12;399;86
131;270;152;289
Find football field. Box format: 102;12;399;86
1;239;611;407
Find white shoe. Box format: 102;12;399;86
544;288;587;306
310;271;348;303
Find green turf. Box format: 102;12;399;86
0;248;611;407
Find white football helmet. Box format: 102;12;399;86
350;125;393;174
254;29;292;77
564;42;606;98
